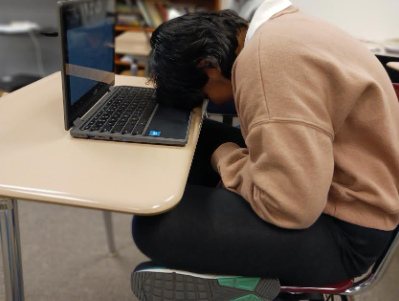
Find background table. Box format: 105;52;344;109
387;62;399;72
0;72;203;300
115;31;152;76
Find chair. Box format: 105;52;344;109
279;83;399;301
278;227;399;301
393;82;399;99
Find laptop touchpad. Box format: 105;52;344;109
144;105;191;139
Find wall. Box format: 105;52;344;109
290;0;399;41
0;0;62;78
0;0;60;27
221;0;399;41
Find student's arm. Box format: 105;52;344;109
212;122;334;229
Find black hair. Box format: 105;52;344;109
149;10;248;109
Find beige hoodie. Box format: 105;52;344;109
212;7;399;230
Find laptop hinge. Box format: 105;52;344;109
73;118;84;127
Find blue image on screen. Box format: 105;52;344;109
66;17;114;105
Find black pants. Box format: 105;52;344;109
133;119;394;286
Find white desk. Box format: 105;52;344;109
115;32;152;76
115;31;151;57
0;72;203;300
387;62;399;72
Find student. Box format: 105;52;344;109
131;1;399;300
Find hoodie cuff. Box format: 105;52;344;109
211;142;241;172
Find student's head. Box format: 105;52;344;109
149;10;248;109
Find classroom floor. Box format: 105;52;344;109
0;200;398;301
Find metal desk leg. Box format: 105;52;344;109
102;211;117;256
0;198;25;301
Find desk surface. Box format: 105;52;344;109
0;73;203;214
115;31;151;57
387;62;399;72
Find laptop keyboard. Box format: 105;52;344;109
81;87;157;135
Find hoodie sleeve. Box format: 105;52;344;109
212;121;334;229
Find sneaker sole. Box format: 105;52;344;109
131;270;280;301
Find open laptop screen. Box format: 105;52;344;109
59;0;115;130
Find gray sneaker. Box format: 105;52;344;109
131;267;280;301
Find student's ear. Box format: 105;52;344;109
203;67;222;80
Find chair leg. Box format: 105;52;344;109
102;211;117;256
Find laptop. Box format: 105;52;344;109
58;0;192;146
